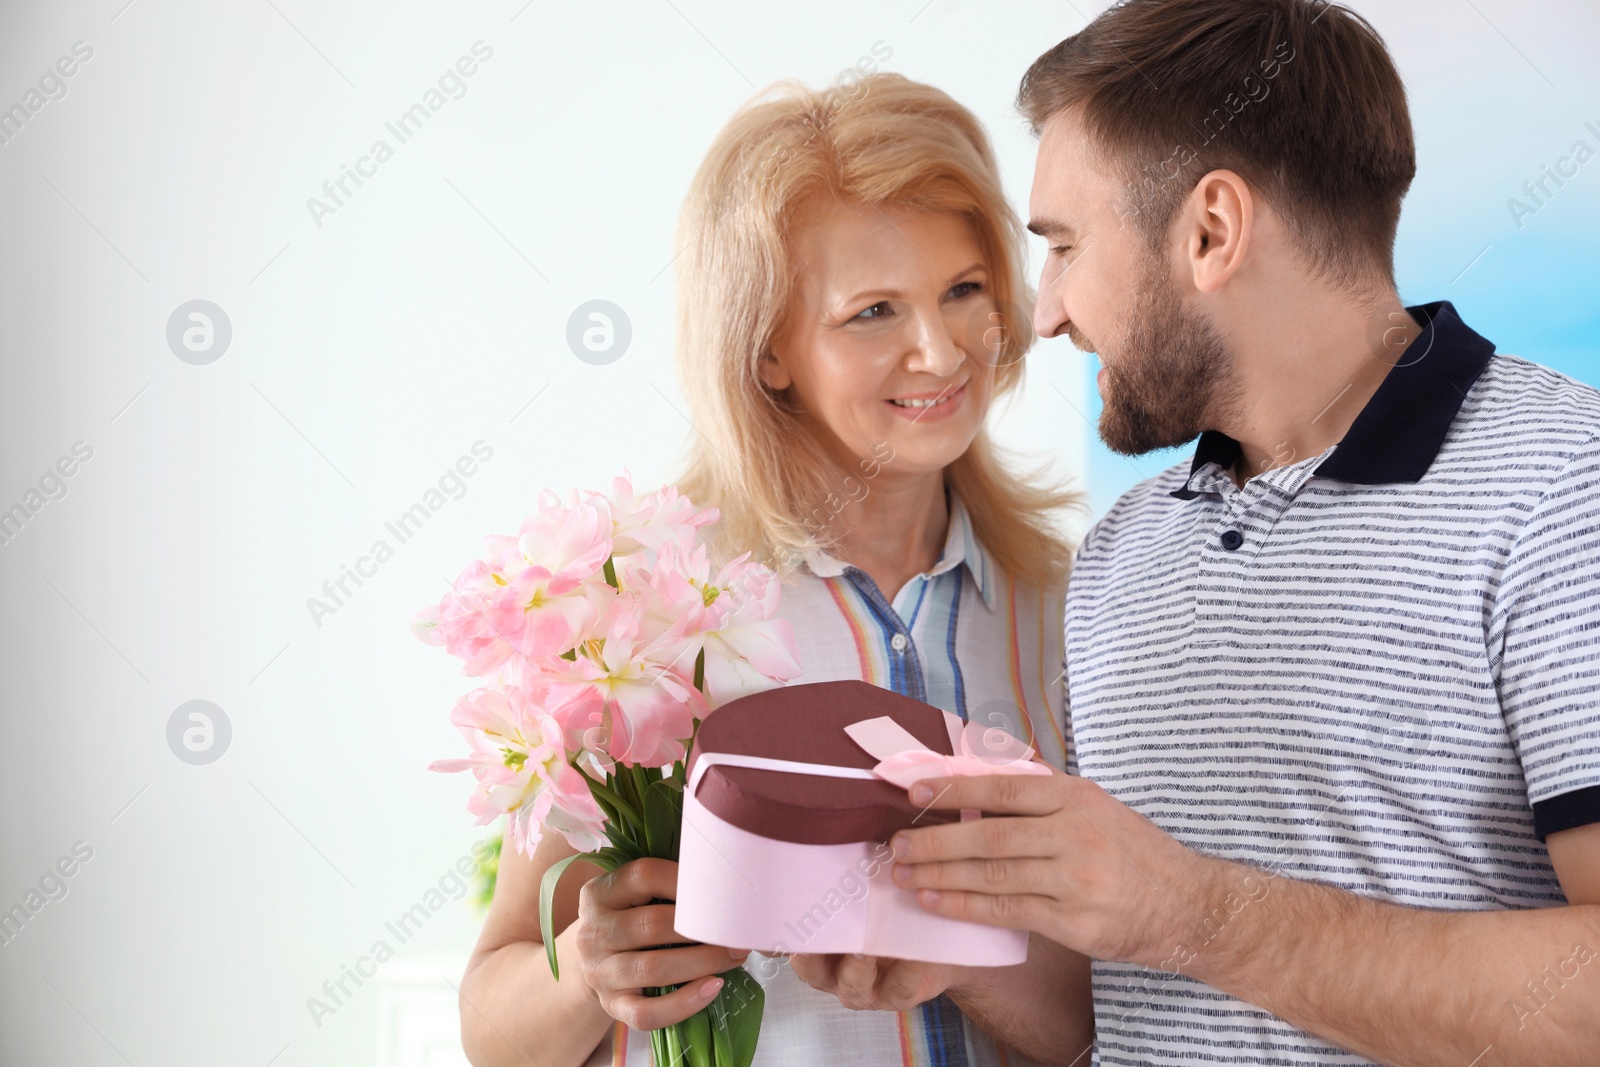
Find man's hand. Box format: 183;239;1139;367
889;767;1600;1067
788;953;965;1011
889;765;1223;968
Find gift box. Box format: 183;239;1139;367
673;679;1050;967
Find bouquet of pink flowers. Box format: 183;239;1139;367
414;474;800;1067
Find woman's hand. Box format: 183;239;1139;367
573;857;751;1031
788;952;964;1011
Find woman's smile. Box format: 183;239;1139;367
886;380;967;422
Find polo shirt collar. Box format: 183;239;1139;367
1171;301;1497;500
801;493;998;610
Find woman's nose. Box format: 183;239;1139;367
905;308;965;376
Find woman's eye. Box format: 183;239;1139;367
948;280;984;299
853;301;892;321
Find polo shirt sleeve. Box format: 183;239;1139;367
1492;432;1600;841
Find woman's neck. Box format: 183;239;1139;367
828;471;949;601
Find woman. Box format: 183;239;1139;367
459;73;1083;1066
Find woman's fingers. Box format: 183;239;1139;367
594;943;748;997
578;859;696;957
571;856;759;1034
606;974;728;1032
583;857;679;912
579;900;678;956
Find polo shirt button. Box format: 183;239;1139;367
1220;528;1244;551
891;633;909;652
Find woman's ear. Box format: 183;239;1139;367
758;348;794;391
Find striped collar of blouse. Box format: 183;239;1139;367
797;492;997;611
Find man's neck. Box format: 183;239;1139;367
1220;288;1424;487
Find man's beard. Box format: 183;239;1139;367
1087;255;1238;457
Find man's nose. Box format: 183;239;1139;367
1033;265;1070;340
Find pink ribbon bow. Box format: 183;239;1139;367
843;712;1053;791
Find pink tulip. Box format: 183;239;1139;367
596;472;719;561
419;475;804;861
428;685;610;855
551;596;705;767
670;549;803;707
412;501;615;673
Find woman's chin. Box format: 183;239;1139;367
875;423;982;475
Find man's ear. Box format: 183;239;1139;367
758;348;794;391
1181;169;1253;295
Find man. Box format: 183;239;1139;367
793;1;1600;1063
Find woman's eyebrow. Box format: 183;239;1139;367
835;264;987;308
837;287;900;307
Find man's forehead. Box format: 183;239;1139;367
1037;107;1091;155
1028;110;1103;224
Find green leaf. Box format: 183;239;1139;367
587;778;646;834
708;986;735;1065
598;839;642;869
714;966;765;1067
642;776;684;860
680;1008;713;1067
662;1015;683;1066
538;853;585;981
588;785;625;826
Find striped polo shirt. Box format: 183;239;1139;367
1063;301;1600;1066
591;494;1069;1067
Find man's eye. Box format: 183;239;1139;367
1051;244;1074;256
854;301;892;320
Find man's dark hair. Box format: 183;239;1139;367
1018;0;1416;289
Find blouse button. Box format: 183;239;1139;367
890;633;909;652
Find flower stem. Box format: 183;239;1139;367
587;778;644;833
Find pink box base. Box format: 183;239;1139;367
673;785;1028;967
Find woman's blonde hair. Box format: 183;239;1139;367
674;72;1083;588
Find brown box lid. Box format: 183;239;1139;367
686;680;962;845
